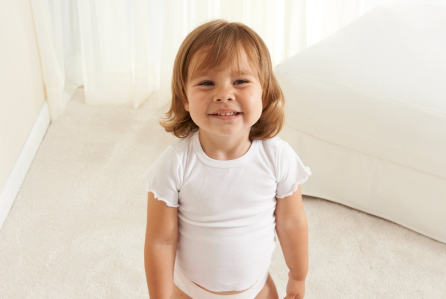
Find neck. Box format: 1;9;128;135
198;128;252;161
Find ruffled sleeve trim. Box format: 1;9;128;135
142;183;180;208
276;166;312;199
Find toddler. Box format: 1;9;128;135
141;19;312;299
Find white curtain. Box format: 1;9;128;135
30;0;396;122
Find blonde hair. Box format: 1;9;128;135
159;19;285;141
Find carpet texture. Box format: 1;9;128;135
0;87;444;298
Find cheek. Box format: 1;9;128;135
188;99;207;116
244;89;262;102
251;90;263;108
189;91;206;102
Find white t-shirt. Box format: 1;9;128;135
140;128;312;292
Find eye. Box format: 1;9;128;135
235;80;249;84
198;80;249;86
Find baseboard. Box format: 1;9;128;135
0;100;51;233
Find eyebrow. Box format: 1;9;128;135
191;70;255;80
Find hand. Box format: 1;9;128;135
284;271;306;299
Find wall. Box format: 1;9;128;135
0;0;46;192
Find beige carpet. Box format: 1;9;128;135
0;87;445;299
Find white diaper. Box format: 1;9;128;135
173;267;269;299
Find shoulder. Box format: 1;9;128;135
141;142;184;187
163;131;195;174
258;136;304;177
264;136;297;156
257;135;283;159
258;135;281;149
146;138;185;172
170;130;195;156
254;136;283;174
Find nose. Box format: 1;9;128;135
213;82;235;102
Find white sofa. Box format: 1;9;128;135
275;1;446;244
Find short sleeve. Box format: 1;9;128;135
140;145;181;207
275;139;312;199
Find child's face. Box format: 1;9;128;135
184;47;263;140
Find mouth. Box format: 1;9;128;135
208;112;243;119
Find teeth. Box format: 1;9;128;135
214;112;238;116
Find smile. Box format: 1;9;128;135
208;113;243;120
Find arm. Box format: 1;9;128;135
144;191;179;299
275;184;309;281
